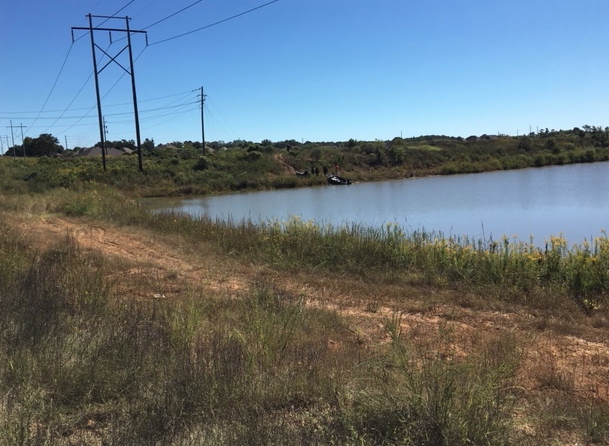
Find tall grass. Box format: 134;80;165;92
0;211;525;444
136;208;609;313
340;319;520;445
7;181;607;312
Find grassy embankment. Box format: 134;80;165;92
1;138;609;444
11;127;609;197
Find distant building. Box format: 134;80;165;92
155;143;180;151
67;146;134;157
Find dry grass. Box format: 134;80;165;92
1;191;609;444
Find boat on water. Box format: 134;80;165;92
326;174;351;185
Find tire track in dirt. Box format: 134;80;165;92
26;216;250;297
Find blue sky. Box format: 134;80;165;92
1;0;609;150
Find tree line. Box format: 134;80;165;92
5;126;609;159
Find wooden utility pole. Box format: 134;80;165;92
85;14;106;170
20;123;25;158
200;86;206;155
126;16;144;172
103;117;108;155
8;121;14;148
3;134;14;158
6;121;26;157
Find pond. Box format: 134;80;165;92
142;162;609;246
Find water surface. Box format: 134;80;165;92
142;162;609;245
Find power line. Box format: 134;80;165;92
111;104;198;126
71;14;148;171
138;103;198;121
0;89;194;114
206;96;238;139
25;43;74;138
57;46;148;137
149;0;281;46
40;35;128;136
92;0;203;47
108;0;207;47
112;0;136;16
25;122;99;129
143;0;206;30
3;102;196;121
131;0;160;18
106;100;199;118
99;46;148;102
141;105;199;132
99;0;137;26
73;1;138;47
41;72;93;134
108;101;198;124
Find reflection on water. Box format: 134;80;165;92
142;162;609;245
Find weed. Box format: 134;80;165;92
342;331;519;445
126;210;609;314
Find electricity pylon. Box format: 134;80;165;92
72;15;147;171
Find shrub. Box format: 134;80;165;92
341;326;519;445
193;156;210;171
244;151;262;161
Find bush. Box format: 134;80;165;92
193;156;210;171
244;151;262;161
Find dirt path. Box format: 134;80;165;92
21;215;609;405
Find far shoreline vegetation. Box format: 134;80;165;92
2;125;609;198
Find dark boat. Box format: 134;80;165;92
326;174;351;185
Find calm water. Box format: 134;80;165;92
142;162;609;245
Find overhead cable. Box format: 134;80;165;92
74;1;137;44
26;43;74;137
41;72;93;134
58;46;147;135
100;0;137;25
0;89;194;115
41;36;130;135
143;0;206;30
5;101;195;121
149;0;280;46
141;105;199;131
113;104;198;125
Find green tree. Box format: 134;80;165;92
518;135;532;152
142;138;155;152
371;140;385;166
590;126;609;147
387;139;405;165
545;138;558;153
22;133;63;157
